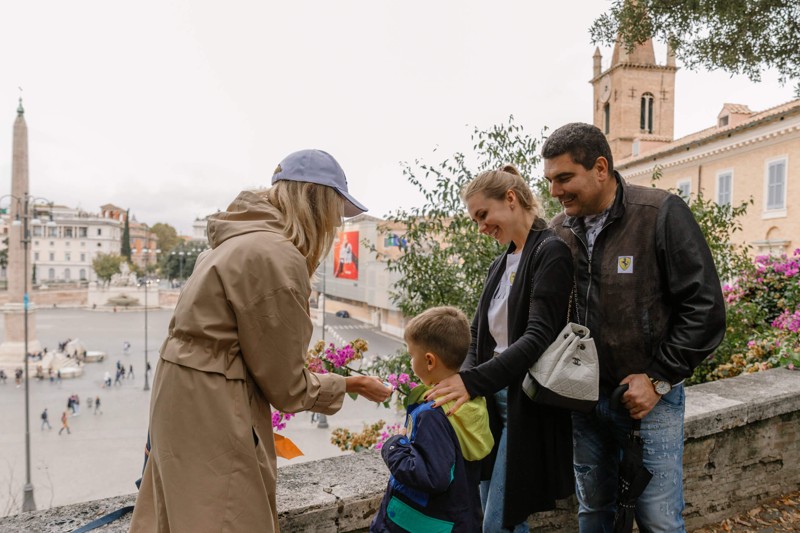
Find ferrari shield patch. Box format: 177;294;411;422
617;256;634;274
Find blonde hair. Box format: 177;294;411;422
461;164;539;217
264;181;344;276
404;306;471;371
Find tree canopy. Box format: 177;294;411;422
159;241;206;280
150;222;181;254
591;0;800;89
92;253;124;284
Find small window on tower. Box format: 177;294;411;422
640;93;654;133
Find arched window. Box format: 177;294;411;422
48;268;55;280
640;93;654;133
65;269;71;281
603;103;610;134
79;269;87;280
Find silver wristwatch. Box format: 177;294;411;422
650;377;671;395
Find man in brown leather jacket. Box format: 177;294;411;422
543;123;725;533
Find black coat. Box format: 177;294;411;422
460;220;575;527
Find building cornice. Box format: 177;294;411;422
589;62;679;83
619;121;800;178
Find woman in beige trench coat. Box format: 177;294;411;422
130;150;391;532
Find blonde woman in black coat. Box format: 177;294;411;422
428;165;575;532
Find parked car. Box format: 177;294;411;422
335;310;350;318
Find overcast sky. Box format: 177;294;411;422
1;1;795;235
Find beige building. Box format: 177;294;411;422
592;40;800;255
312;214;406;336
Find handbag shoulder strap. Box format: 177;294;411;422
529;234;576;323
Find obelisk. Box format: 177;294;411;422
0;99;41;371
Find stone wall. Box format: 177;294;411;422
1;368;798;532
0;287;180;310
0;288;88;307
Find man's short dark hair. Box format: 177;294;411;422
541;122;614;174
404;306;470;371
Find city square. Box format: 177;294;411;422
0;306;404;517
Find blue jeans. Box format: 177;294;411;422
572;384;686;533
480;388;529;533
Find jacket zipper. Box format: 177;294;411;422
571;219;616;326
571;227;591;325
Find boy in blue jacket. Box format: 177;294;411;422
371;306;494;533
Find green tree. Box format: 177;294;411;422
121;209;132;261
160;242;205;281
591;1;800;89
92;253;124;284
150;222;181;255
373;116;547;319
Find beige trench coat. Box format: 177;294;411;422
130;191;346;532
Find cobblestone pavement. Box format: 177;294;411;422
692;491;800;532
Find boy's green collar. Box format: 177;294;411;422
406;384;430;405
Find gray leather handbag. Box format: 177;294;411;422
521;237;599;412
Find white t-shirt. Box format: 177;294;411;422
488;252;521;354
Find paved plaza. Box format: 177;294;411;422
0;307;404;517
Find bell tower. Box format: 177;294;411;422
591;39;678;162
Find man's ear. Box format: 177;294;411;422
594;156;610;181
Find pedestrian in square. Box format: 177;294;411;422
41;408;52;430
59;411;71;435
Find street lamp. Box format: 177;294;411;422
316;257;329;429
141;249;160;392
170;250;187;282
178;251;185;279
5;191;55;513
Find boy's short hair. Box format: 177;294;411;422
404;306;471;371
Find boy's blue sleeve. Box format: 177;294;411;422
380;410;456;494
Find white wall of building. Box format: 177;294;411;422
0;206;122;285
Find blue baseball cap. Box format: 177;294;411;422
271;149;368;217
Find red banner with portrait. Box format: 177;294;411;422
333;231;359;280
